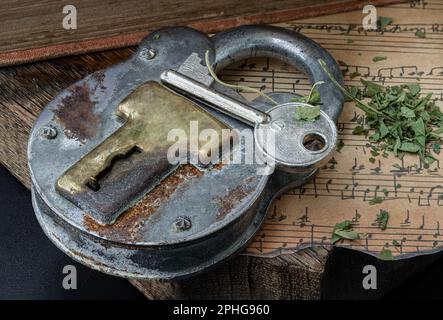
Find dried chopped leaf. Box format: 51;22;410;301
349;71;361;80
378;249;394;261
408;83;421;96
398;142;420;153
373;56;387;62
308;89;322;105
369;197;383;205
294;105;321;122
415;30;426;38
331;220;359;244
379;120;389;138
334;229;359;240
352;125;369;136
336;139;345;152
319;59;443;165
375;210;389;230
400;106;415;118
378;16;393;29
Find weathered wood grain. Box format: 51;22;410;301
0;0;406;66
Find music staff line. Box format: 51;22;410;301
250;234;442;247
294;33;443;43
287;190;443;204
258;227;442;240
313;173;443;184
262;221;441;233
393;3;443;10
218;77;443;99
220;71;443;94
313;170;443;180
220;73;443;88
222;65;443;80
297;29;443;40
288;179;443;199
315;41;443;51
312;176;443;190
289;23;443;34
292;177;443;192
250;238;441;248
223;60;443;77
247;243;440;254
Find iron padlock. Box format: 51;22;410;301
28;25;344;279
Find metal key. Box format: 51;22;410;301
161;70;337;172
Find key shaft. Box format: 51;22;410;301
161;70;270;126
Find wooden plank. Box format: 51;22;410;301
0;0;406;66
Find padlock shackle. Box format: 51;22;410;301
212;24;344;122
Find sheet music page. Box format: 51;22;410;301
219;0;443;258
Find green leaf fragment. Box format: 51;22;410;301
378;249;394;261
398;142;420;153
369;197;383;205
372;56;387;62
294;105;321;122
379;120;389;138
331;220;359;244
308;89;322;105
334;229;359;240
375;210;389;230
349;71;361;80
378;16;393;30
408;83;421;96
415;30;426;38
336;139;345;152
400;106;415;118
318;60;441;165
352;125;369;136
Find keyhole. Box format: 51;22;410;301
302;133;326;152
86;146;142;191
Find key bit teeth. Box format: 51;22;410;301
177;52;214;87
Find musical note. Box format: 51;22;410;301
433;221;440;238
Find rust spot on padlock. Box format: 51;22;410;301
215;176;257;221
83;164;203;242
53;82;100;142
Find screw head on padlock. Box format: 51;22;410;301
28;25;344;279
